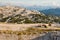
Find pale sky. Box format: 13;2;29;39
0;0;60;6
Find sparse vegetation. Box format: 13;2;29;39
0;6;60;24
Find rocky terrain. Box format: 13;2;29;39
0;6;43;23
0;6;60;24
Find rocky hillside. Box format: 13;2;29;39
0;6;60;24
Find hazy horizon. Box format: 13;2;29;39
0;0;60;7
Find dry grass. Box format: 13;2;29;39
0;27;47;35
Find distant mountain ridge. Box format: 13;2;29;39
40;8;60;16
24;6;60;16
25;6;54;11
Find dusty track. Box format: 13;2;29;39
0;23;41;31
0;23;60;31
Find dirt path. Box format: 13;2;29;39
0;23;41;31
0;23;60;31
